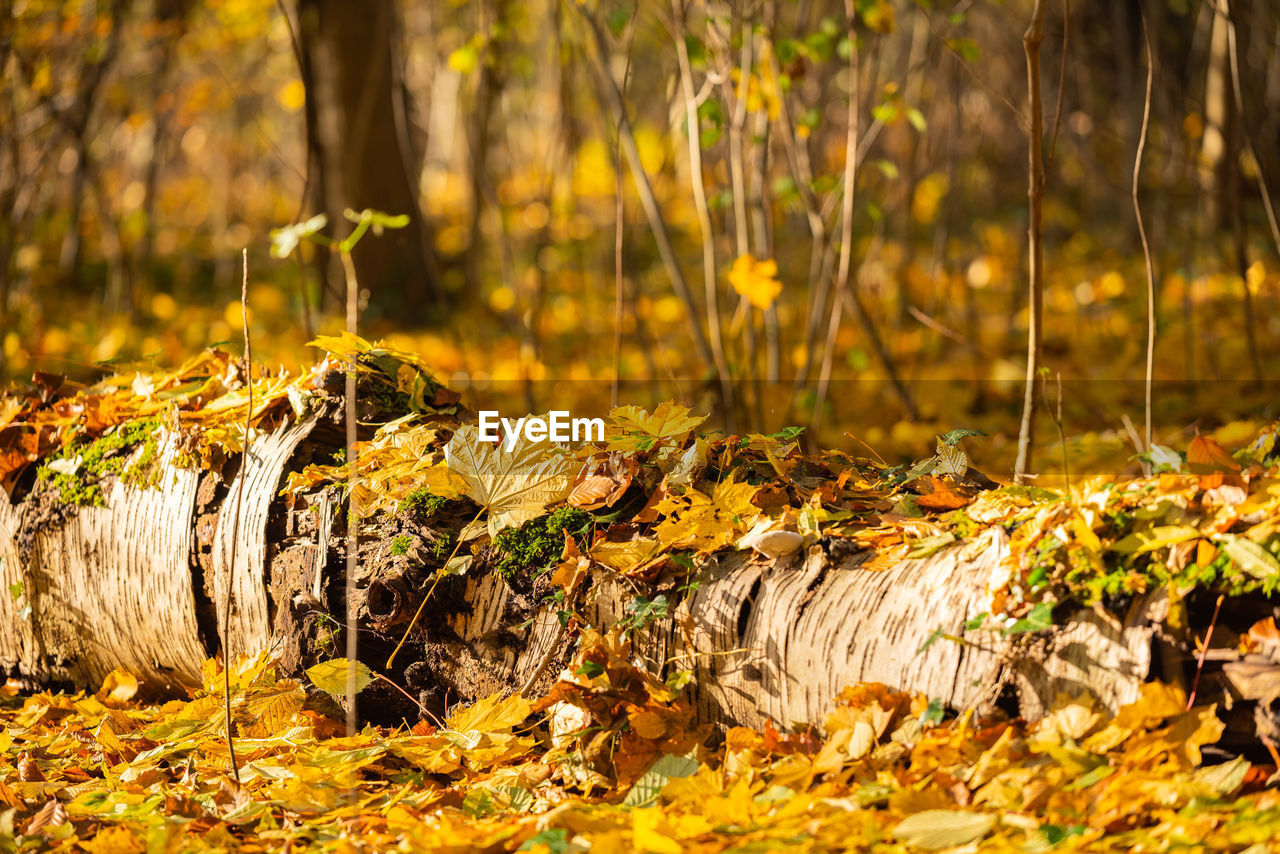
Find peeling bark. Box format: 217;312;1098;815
0;417;1175;729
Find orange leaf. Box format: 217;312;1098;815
1188;435;1240;471
914;476;973;511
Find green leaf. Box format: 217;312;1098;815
948;37;980;63
872;102;899;124
1220;534;1280;580
622;753;699;807
270;214;328;258
939;428;986;446
906;532;955;559
306;658;375;701
1064;762;1115;791
1147;444;1183;473
520;829;570;853
575;661;605;680
1111;525;1202;554
1006;601;1054;634
871;159;899;180
920;697;945;726
901;455;939;483
606;7;633;38
892;810;995;850
963;612;988;631
916;626;946;656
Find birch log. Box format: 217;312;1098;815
0;417;1163;727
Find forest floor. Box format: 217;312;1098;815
2;338;1280;851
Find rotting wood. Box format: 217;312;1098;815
0;414;1199;730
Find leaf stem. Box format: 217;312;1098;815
386;503;487;669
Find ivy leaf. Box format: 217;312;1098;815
1006;601;1054;635
938;428;986;446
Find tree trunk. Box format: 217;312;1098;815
296;0;440;318
0;403;1186;735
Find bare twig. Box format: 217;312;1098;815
1186;593;1224;710
671;0;735;427
813;7;918;438
575;5;714;371
519;618;569;699
374;672;443;729
387;504;487;669
340;246;360;737
1219;0;1280;257
1044;0;1070;174
612;5;638;408
1134;7;1157;473
1014;0;1048;482
223;248;252;784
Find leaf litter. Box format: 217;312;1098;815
3;339;1280;849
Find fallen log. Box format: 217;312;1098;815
1;404;1171;733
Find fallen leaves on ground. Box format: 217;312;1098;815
2;647;1279;852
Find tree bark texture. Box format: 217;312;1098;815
0;409;1184;733
296;0;439;315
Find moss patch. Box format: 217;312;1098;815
390;534;413;556
37;418;164;506
398;488;448;520
491;507;591;579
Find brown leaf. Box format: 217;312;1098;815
17;752;43;782
1188;435;1240;471
21;799;67;836
567;474;616;509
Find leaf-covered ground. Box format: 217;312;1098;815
4;339;1280;850
3;647;1280;852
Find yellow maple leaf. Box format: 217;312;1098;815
444;422;577;536
606;401;709;451
590;538;662;572
727;254;782;310
654;473;760;552
445;691;532;734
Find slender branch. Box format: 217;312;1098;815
1186;593;1224;710
223;248;252;784
612;5;637;408
387;504;488;669
671;0;735;426
341;246;359;737
1044;0;1070;175
1134;7;1156;471
1220;0;1280;257
575;5;714;371
1014;0;1048;482
813;6;918;439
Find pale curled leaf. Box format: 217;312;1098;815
892;810;995;850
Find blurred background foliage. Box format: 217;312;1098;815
1;0;1278;475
